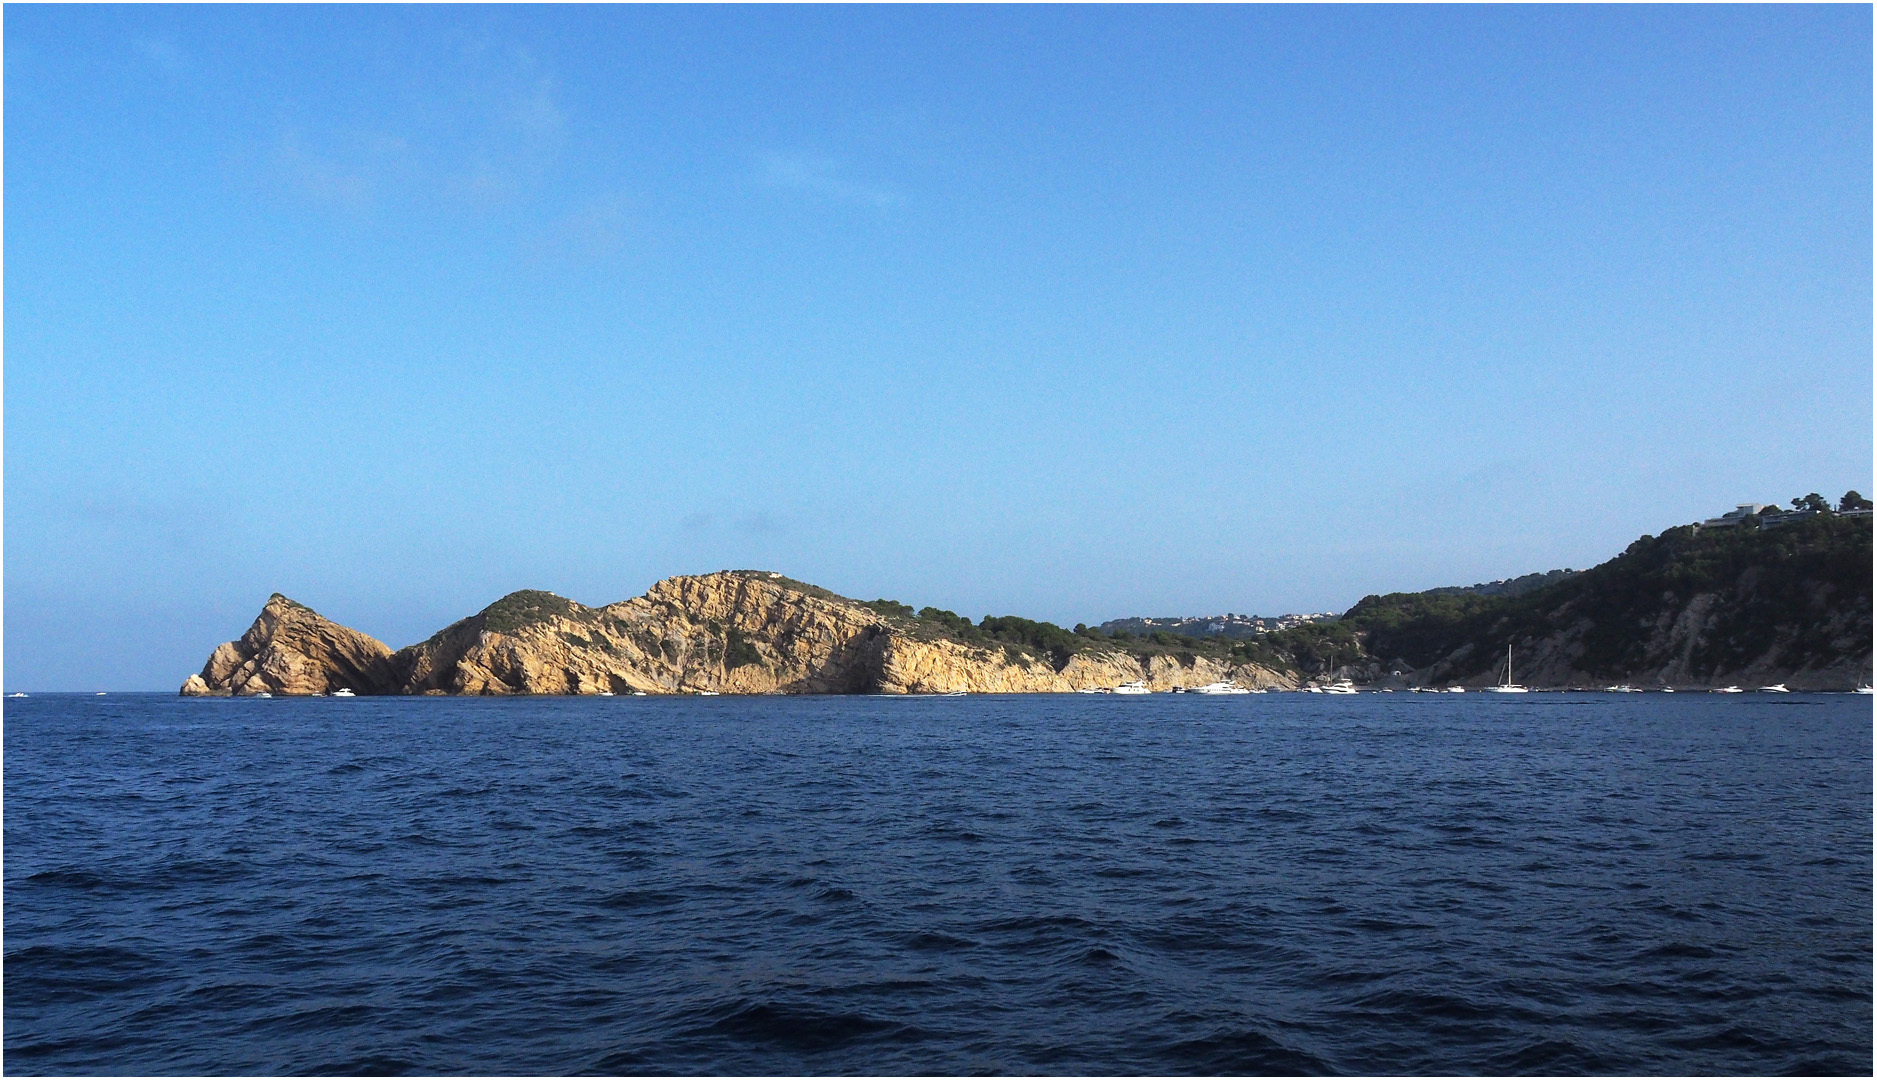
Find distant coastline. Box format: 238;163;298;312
182;494;1872;697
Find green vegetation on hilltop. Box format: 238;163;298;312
481;590;585;633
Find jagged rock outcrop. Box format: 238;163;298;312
180;594;396;696
184;573;1292;696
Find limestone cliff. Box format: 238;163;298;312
180;594;396;696
184;573;1292;696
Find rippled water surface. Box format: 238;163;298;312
6;692;1871;1074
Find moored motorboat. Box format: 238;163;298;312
1710;686;1743;693
1112;681;1151;695
1756;684;1789;693
331;688;356;697
1193;681;1253;695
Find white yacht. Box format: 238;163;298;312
1856;686;1873;695
8;693;26;698
1756;684;1789;693
1193;681;1253;695
331;688;356;697
1077;687;1111;695
1446;686;1465;694
1113;681;1151;695
1710;686;1743;694
254;692;273;699
1483;644;1529;693
1603;685;1640;693
696;690;720;697
1319;680;1360;695
597;691;615;697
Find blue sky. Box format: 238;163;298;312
7;6;1871;690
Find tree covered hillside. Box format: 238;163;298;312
1344;509;1872;685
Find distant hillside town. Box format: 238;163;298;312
1700;490;1871;530
1096;611;1340;640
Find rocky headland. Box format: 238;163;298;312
182;572;1293;697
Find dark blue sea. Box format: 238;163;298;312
5;692;1871;1075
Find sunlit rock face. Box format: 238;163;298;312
184;572;1292;696
181;594;396;696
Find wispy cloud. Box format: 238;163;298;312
268;129;415;211
524;193;635;262
256;41;567;216
759;153;898;209
133;36;188;76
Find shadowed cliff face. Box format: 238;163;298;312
182;572;1292;696
180;594;396;696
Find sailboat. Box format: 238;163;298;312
1483;643;1529;693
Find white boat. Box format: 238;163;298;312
940;691;967;698
1856;686;1874;695
331;688;356;697
597;691;615;697
1446;686;1465;694
1603;685;1640;693
8;693;26;698
254;692;273;699
632;691;648;697
696;690;720;697
1710;686;1743;693
1484;643;1530;693
1319;680;1360;695
1077;687;1110;695
1756;684;1789;693
1193;681;1253;695
1112;681;1151;695
95;692;107;696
